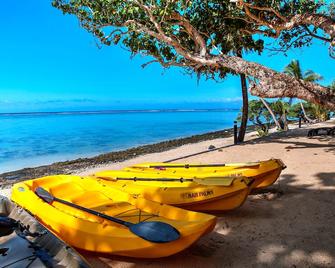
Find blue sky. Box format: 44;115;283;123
0;1;334;112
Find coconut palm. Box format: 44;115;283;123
284;60;323;82
330;81;335;91
284;60;323;122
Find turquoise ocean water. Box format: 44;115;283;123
0;109;239;173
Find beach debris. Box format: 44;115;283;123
254;188;284;201
308;127;335;137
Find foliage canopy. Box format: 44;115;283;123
52;0;335;109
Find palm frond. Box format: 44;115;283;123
283;59;303;79
304;70;323;82
330;81;335;91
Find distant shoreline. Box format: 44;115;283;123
0;108;239;117
0;124;256;186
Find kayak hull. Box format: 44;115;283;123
94;172;252;212
92;159;284;212
251;166;284;189
176;188;250;212
11;175;216;258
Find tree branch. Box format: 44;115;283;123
168;12;207;57
234;0;335;47
53;0;335;109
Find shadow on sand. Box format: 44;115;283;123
84;172;335;267
241;127;335;155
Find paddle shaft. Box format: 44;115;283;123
152;164;228;168
35;187;180;243
115;177;194;182
96;176;240;186
149;163;259;168
53;196;131;227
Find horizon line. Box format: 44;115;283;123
0;108;240;117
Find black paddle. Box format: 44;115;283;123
35;187;180;243
147;163;260;168
0;216;44;238
0;216;18;237
100;176;238;186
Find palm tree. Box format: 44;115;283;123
330;81;335;91
284;60;323;122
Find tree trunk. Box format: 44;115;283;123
300;101;314;123
288;98;293;106
181;55;335;110
260;98;282;130
236;50;248;142
55;2;335;110
217;56;335;110
237;74;248;142
280;98;289;130
129;25;335;109
281;109;289;131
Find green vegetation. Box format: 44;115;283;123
294;102;331;122
52;1;334;139
284;60;323;82
239;99;271;137
238;99;292;137
239;94;334;137
52;0;335;109
284;60;333;123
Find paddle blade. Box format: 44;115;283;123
35;187;54;204
0;216;18;237
130;221;180;243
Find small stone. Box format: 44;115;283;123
208;145;216;150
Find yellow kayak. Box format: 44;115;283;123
93;170;253;212
124;158;286;190
11;175;216;258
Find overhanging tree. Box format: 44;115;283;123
231;0;335;58
52;0;335;110
284;59;324;122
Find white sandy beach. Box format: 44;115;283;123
1;119;335;267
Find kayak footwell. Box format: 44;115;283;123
11;175;217;258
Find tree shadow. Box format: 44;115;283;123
84;173;335;267
315;172;335;187
241;127;335;155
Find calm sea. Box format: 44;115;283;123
0;109;239;173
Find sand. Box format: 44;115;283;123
1;119;335;267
